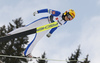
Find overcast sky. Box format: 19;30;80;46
0;0;100;63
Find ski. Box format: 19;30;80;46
0;54;65;61
0;22;58;42
0;54;39;59
0;54;84;62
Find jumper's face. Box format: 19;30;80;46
65;15;73;21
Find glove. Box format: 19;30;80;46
33;11;38;16
46;33;51;38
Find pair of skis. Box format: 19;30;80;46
0;22;58;42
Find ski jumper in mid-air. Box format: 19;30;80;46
7;8;75;57
22;8;76;57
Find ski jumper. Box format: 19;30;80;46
24;9;67;56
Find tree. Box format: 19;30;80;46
81;55;90;63
67;45;81;63
0;17;29;63
37;52;48;63
67;46;90;63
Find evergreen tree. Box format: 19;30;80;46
37;52;48;63
81;55;90;63
67;46;90;63
0;17;29;63
0;25;7;63
67;45;81;63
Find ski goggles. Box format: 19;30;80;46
67;14;73;20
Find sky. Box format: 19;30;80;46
0;0;100;63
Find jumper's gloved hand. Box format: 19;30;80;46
46;33;51;38
33;11;38;16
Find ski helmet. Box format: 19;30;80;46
62;9;75;21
